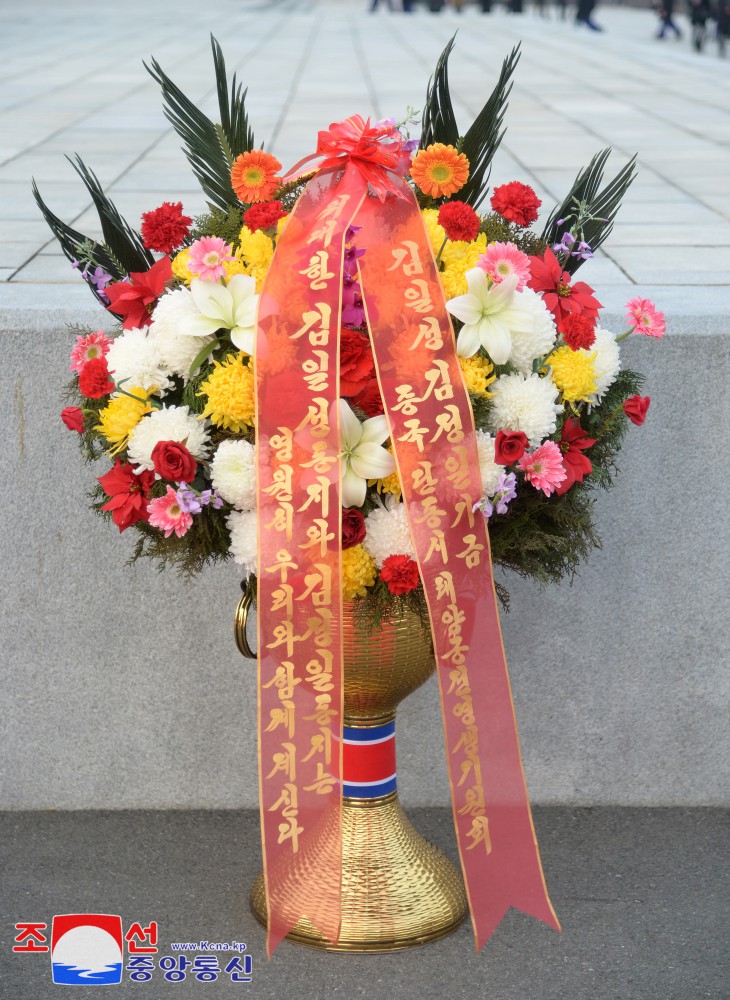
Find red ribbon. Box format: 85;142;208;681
255;120;560;955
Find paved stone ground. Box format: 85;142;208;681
0;808;727;999
1;0;728;319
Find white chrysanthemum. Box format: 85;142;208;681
589;327;620;403
488;372;562;446
127;404;211;474
106;327;172;395
475;430;503;496
227;509;258;575
508;288;558;375
363;496;416;568
149;287;216;379
210;439;256;511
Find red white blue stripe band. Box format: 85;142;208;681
343;721;396;799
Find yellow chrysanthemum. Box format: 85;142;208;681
228;225;276;291
547;346;598;404
342;544;377;600
198;353;255;432
440;233;488;298
171;247;195;285
458;355;495;396
421;209;446;257
222;257;249;281
410;143;470;198
95;386;155;454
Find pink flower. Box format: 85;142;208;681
517;441;567;496
478;241;531;291
625;297;665;339
69;330;112;373
187;236;235;281
147;486;193;538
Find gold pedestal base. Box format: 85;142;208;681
250;793;468;952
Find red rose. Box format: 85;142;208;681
243;200;286;233
623;395;650;426
555;418;597;495
61;406;85;433
437;201;480;243
98;460;156;532
78;356;115;398
342;508;366;550
490;181;542;227
140;201;192;254
151;440;198;482
494;429;529;465
350;378;384;417
106;255;173;329
340;327;375;396
561;313;596;351
380;555;420;595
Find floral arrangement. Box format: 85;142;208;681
40;38;662;617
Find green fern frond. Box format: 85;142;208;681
420;34;460;150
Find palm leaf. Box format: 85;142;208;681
68;155;154;274
542;149;637;274
420;35;459;149
145;35;255;212
459;46;520;209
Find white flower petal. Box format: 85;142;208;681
456;323;481;359
359;414;391;446
446;292;483;327
350;442;395;480
191;279;233;326
480;316;513;365
230;328;255;354
341;465;367;508
339;398;363;451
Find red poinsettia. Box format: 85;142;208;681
243;200;286;233
555;418;597;495
380;554;420;595
98;460;156;532
438;201;480;243
105;256;173;329
528;248;602;333
140;201;192;254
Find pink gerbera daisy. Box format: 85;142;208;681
517;441;567;496
69;330;112;373
187;236;235;281
625;297;665;339
477;241;531;291
147;486;193;538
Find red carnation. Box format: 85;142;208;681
380;554;420;595
340;327;375;396
140;201;192;255
437;201;480;243
243;200;286;233
78;356;115;398
98;460;156;532
342;508;366;550
350;378;384;417
61;406;85;433
490;181;541;227
151;440;198;483
105;255;173;329
561;312;596;351
494;429;529;466
528;247;602;333
623;395;651;426
555;418;597;496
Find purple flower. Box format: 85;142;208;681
89;265;112;291
492;472;517;515
552;231;576;255
473;497;494;519
402;137;420;152
573;241;593;260
345;225;362;244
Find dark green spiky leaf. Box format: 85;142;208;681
542;149;637;274
67;155;154;274
420;35;459;149
145;35;255;212
32;179;127;306
459;46;520;209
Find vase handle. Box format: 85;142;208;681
234;579;257;660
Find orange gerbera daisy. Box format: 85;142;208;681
410;143;470;199
230;150;283;204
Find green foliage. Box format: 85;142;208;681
480;213;546;256
541;149;637;274
420;38;520;209
191;205;244;246
146;35;255;212
351;580;433;642
583;369;645;489
127;502;233;578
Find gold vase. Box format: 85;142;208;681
235;590;468;952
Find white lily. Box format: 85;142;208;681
179;274;259;354
446;269;533;365
339;399;395;508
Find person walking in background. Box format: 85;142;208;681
369;0;394;11
687;0;712;50
716;0;730;54
656;0;683;37
576;0;604;30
